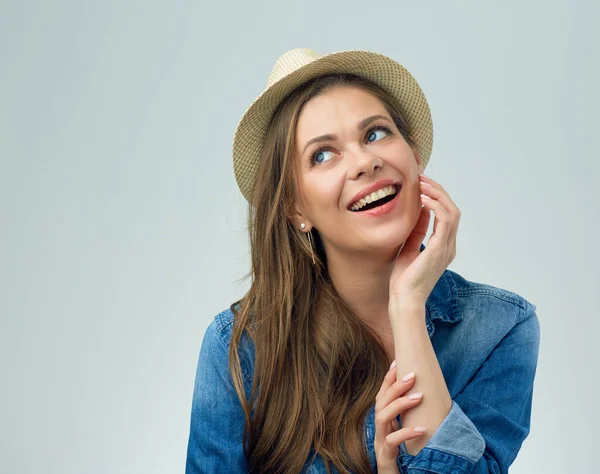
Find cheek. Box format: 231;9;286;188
305;182;342;216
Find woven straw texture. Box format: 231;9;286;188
232;48;434;204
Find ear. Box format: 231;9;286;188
413;148;424;174
286;203;313;232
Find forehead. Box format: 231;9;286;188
295;86;387;140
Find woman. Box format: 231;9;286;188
185;48;540;474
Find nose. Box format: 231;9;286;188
348;149;383;180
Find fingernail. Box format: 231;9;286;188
414;426;426;433
389;360;396;370
402;372;415;382
409;392;422;400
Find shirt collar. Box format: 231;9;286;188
419;243;464;337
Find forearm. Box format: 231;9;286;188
389;302;452;456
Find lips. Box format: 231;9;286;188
349;185;400;211
350;185;401;216
347;179;402;210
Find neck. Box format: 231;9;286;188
324;243;401;333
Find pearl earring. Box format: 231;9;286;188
300;223;306;230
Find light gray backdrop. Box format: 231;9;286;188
1;0;598;472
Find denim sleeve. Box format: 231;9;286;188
185;319;249;473
397;302;541;474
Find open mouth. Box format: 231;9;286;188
349;185;401;212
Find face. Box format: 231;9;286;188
290;85;424;257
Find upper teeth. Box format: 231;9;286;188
350;185;397;211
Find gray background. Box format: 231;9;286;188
1;0;598;472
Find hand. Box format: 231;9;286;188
374;363;425;473
389;173;461;307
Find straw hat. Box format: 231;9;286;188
232;48;434;204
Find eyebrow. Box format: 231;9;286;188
301;114;391;156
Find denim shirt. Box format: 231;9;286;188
185;247;541;473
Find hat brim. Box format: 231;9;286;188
232;49;433;204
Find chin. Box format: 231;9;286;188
359;224;409;253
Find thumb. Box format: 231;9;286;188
404;205;430;252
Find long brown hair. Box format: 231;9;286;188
228;72;418;473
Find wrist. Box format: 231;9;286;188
389;297;425;315
376;461;401;474
389;300;426;332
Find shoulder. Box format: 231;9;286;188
206;305;237;348
202;303;255;385
439;269;540;357
436;270;540;397
446;268;538;325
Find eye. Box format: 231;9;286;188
312;148;335;165
366;125;392;143
308;124;393;167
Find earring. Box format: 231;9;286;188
306;230;317;266
298;223;316;265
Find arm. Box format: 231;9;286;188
396;302;541;474
389;301;453;456
185;319;249;474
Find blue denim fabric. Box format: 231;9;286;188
185;245;540;473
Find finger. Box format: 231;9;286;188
403;205;430;252
377;374;416;410
419;180;459;253
376;393;423;436
419;175;461;219
374;366;399;454
376;363;397;406
381;427;425;459
420;192;451;240
419;183;450;218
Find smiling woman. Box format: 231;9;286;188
185;48;540;474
